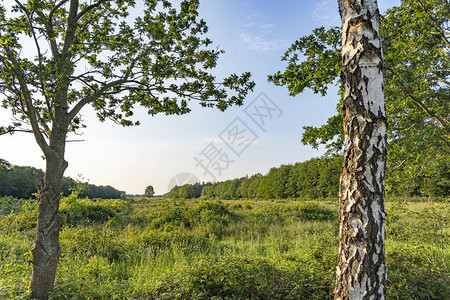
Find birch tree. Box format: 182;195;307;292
268;0;449;196
270;0;450;295
335;0;387;298
0;1;254;299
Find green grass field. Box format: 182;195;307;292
0;195;448;299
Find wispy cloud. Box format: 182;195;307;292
312;0;340;26
240;33;289;53
313;0;401;26
243;16;275;35
240;12;289;52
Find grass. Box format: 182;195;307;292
0;196;448;299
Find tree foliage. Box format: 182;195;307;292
0;158;124;199
268;0;450;195
169;154;449;200
0;0;255;139
0;158;44;199
166;182;209;199
144;185;155;198
166;156;343;200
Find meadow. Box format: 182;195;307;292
0;194;448;299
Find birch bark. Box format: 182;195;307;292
335;0;387;299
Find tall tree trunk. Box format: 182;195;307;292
30;132;68;300
335;0;387;299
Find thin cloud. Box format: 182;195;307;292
313;0;340;26
240;33;289;53
240;11;288;52
313;0;401;26
243;21;275;35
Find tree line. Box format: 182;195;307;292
167;155;449;200
0;159;124;199
168;156;343;199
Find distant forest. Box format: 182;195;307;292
0;158;124;199
167;156;450;200
2;155;447;201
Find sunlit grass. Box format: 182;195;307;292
0;196;448;299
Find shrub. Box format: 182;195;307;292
151;201;235;229
295;203;337;221
243;203;253;210
250;202;337;224
149;256;331;299
150;205;191;229
0;196;29;216
189;201;235;222
60;197;128;225
230;203;243;210
0;200;37;232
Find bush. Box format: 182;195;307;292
151;201;235;229
150;204;191;229
149;256;331;299
0;200;37;232
0;196;32;216
250;202;337;224
60;196;128;225
295;203;337;221
189;201;235;222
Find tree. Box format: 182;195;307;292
145;185;155;198
0;1;254;298
270;0;387;297
268;0;450;195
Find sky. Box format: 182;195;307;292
0;0;400;195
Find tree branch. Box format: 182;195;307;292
34;7;60;58
75;0;111;22
0;128;34;135
49;0;69;24
432;73;450;86
386;67;450;135
68;54;139;121
2;46;50;154
67;78;126;121
62;0;79;55
417;0;450;48
22;10;54;127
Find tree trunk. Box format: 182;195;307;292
335;0;387;299
30;135;68;300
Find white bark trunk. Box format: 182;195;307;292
335;0;387;299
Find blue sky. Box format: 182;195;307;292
0;0;400;195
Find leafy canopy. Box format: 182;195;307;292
0;0;255;142
145;185;154;198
